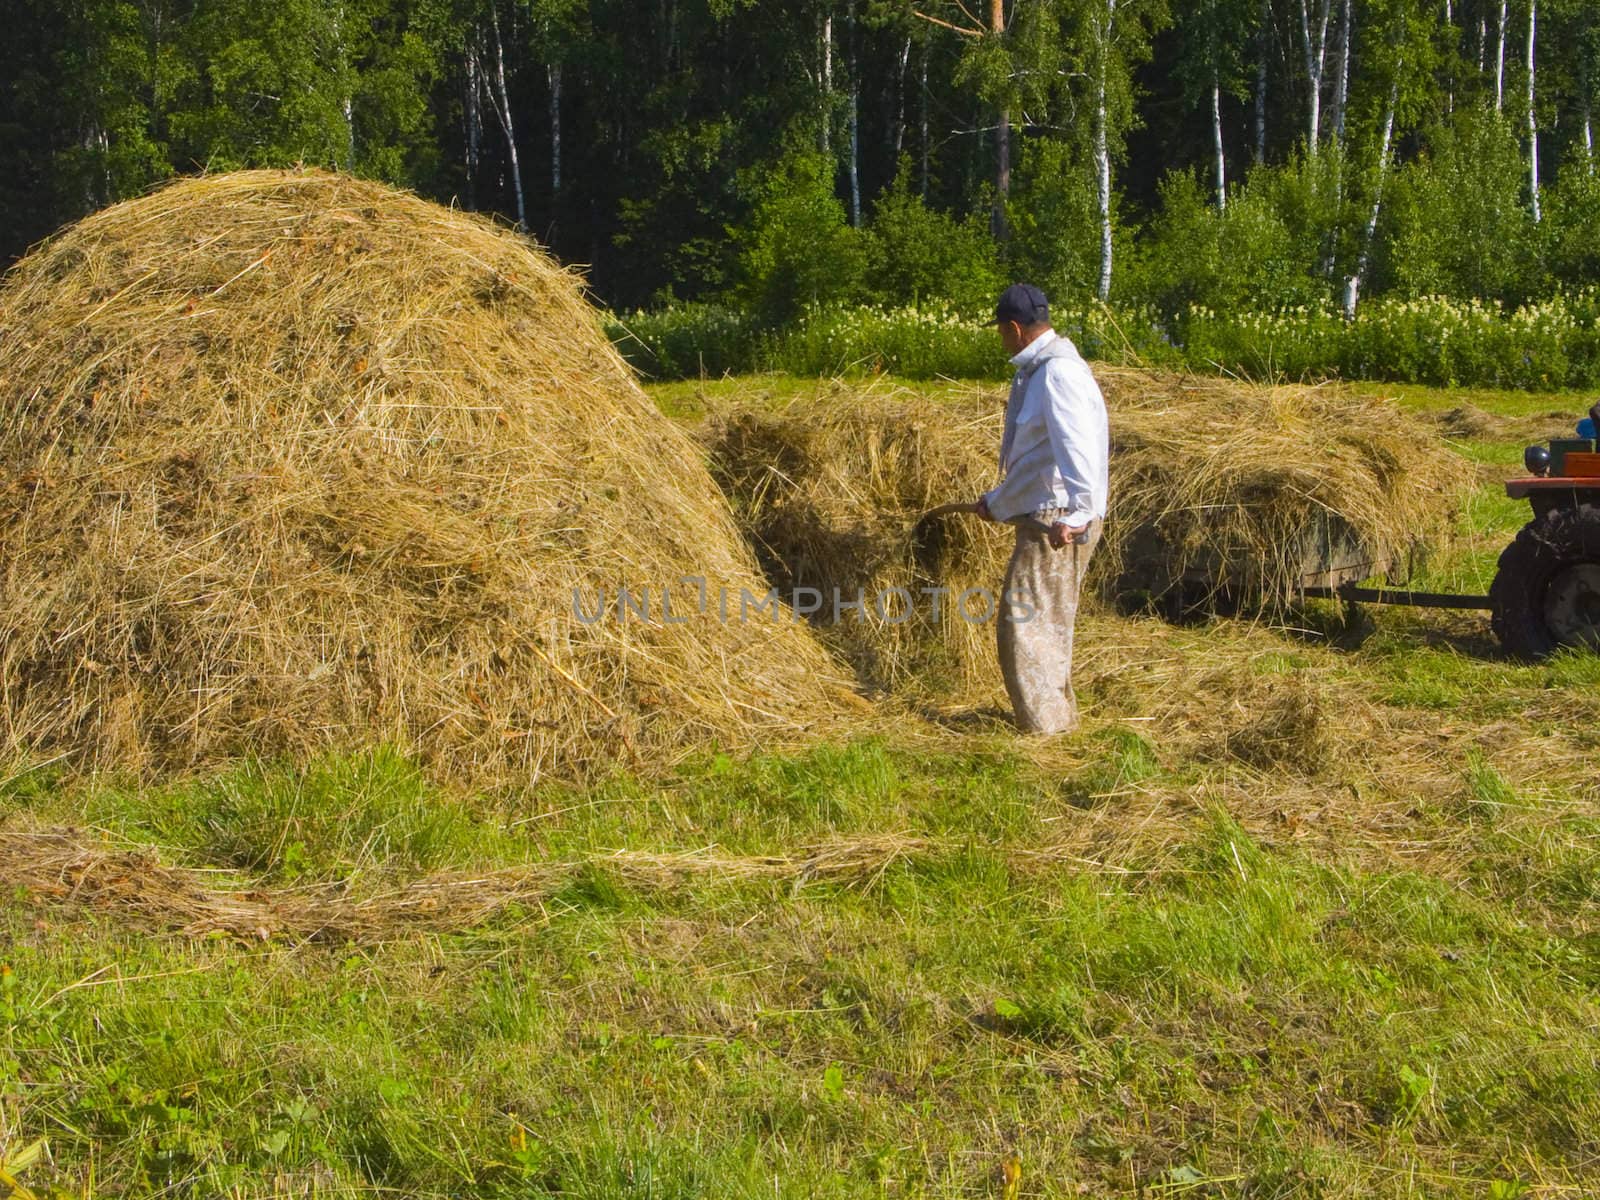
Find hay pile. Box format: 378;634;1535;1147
0;170;846;781
1097;367;1462;606
705;381;1006;692
703;372;1462;690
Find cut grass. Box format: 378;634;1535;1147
2;378;1598;1198
6;742;1598;1197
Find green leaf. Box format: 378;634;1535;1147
821;1063;845;1103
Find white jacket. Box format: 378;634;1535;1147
983;330;1109;527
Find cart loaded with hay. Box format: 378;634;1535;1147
706;371;1600;678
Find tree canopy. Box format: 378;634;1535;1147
2;0;1595;317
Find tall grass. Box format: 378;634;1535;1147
609;293;1600;388
606;302;1177;381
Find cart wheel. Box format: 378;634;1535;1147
1489;504;1600;659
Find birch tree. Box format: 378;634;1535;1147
1175;0;1257;209
913;0;1013;234
1254;0;1271;164
485;2;526;230
1526;0;1540;221
1496;0;1508;110
1300;0;1334;150
1332;0;1353;140
1077;0;1168;298
525;0;584;200
1344;0;1435;314
1581;4;1600;172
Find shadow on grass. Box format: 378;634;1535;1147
915;703;1016;734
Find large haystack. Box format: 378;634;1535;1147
0;170;846;781
703;372;1463;691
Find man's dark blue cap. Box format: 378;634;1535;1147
993;282;1049;326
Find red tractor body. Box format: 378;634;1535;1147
1491;411;1600;658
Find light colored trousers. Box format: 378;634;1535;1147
996;519;1102;734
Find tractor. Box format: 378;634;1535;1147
1295;401;1600;660
1489;402;1600;658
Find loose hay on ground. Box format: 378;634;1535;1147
0;824;1158;942
0;170;850;783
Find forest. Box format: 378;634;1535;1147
5;1;1600;383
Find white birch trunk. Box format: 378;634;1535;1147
847;1;860;226
488;3;527;232
464;33;483;209
1527;0;1540;222
1582;60;1595;172
1299;0;1331;153
991;0;1010;237
83;121;101;208
919;36;930;197
1255;0;1269;166
821;13;833;153
1332;0;1351;141
893;35;911;156
1443;0;1455;113
334;4;355;170
1095;1;1116;301
1213;76;1228;209
1344;78;1399;319
1496;0;1508;113
849;86;860;224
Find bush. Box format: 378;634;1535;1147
1381;110;1543;306
605;304;766;380
865;158;1004;316
1132;165;1337;322
1545;164;1600;291
1180;293;1600;389
731;146;869;326
608;301;1180;383
1005;139;1108;301
608;294;1600;391
770;304;1004;378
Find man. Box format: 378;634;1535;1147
976;283;1110;735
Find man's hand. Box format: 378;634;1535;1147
1048;521;1089;550
974;497;995;522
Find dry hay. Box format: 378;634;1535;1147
704;380;1005;693
2;824;1143;943
1098;367;1464;608
0;170;847;782
1437;403;1501;440
1208;671;1333;775
702;371;1463;691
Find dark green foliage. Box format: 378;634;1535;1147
732;145;869;326
1004;138;1106;302
1131;166;1332;321
1382;110;1544;306
7;0;1600;386
1545;163;1600;290
865;158;1003;316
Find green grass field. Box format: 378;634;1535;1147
3;379;1599;1199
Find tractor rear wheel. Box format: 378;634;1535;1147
1490;503;1600;659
